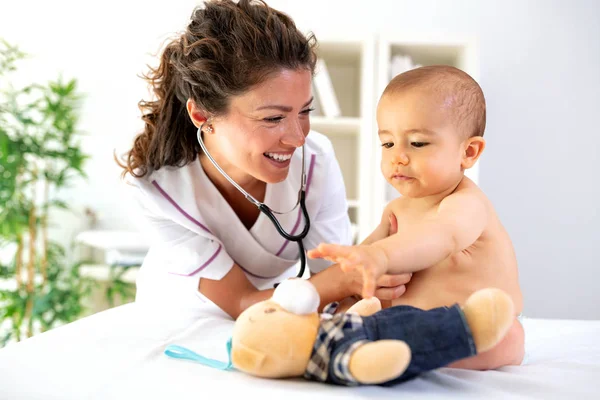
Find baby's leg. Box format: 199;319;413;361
448;318;525;370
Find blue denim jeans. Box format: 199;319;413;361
329;304;477;386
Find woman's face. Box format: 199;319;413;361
206;68;313;184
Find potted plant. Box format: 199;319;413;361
0;39;94;346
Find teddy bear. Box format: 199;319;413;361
230;278;514;386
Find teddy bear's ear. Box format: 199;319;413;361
232;341;267;372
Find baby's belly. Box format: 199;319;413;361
390;270;521;315
391;280;471;310
388;248;523;312
390;268;487;310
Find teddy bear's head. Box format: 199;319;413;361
231;279;321;378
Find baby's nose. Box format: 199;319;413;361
391;153;409;165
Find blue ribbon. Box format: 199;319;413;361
164;337;234;371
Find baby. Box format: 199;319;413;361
308;65;524;370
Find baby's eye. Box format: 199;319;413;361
381;142;394;149
264;116;284;123
411;142;429;148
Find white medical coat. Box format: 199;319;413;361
124;131;352;312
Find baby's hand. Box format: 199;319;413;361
308;243;389;299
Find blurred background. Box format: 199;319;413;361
1;0;598;344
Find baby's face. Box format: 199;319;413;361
376;89;466;198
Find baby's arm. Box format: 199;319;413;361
316;201;395;265
315;202;408;303
309;189;487;298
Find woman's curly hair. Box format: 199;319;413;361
118;0;317;178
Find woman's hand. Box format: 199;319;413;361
374;272;412;300
315;247;412;300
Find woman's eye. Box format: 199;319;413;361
263;116;284;123
381;142;394;149
264;107;314;123
411;142;429;148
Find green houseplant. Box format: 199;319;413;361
0;39;94;346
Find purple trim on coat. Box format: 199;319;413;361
168;244;223;277
152;180;212;234
275;154;316;256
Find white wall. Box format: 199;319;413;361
1;0;598;319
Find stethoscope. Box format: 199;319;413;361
197;124;310;279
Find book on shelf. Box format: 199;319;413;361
313;58;341;118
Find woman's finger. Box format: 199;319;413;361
377;273;412;287
361;269;376;299
375;284;407;300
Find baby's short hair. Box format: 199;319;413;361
382;65;486;138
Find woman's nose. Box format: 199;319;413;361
280;119;306;147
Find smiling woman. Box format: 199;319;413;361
187;69;314;186
115;0;410;320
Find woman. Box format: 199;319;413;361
119;0;410;319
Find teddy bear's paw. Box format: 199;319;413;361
348;340;411;385
462;288;514;353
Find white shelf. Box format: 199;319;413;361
80;264;139;284
75;230;149;252
308;35;376;243
311;116;360;136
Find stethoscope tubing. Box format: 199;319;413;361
196;125;310;278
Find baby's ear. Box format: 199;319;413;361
461;136;486;170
